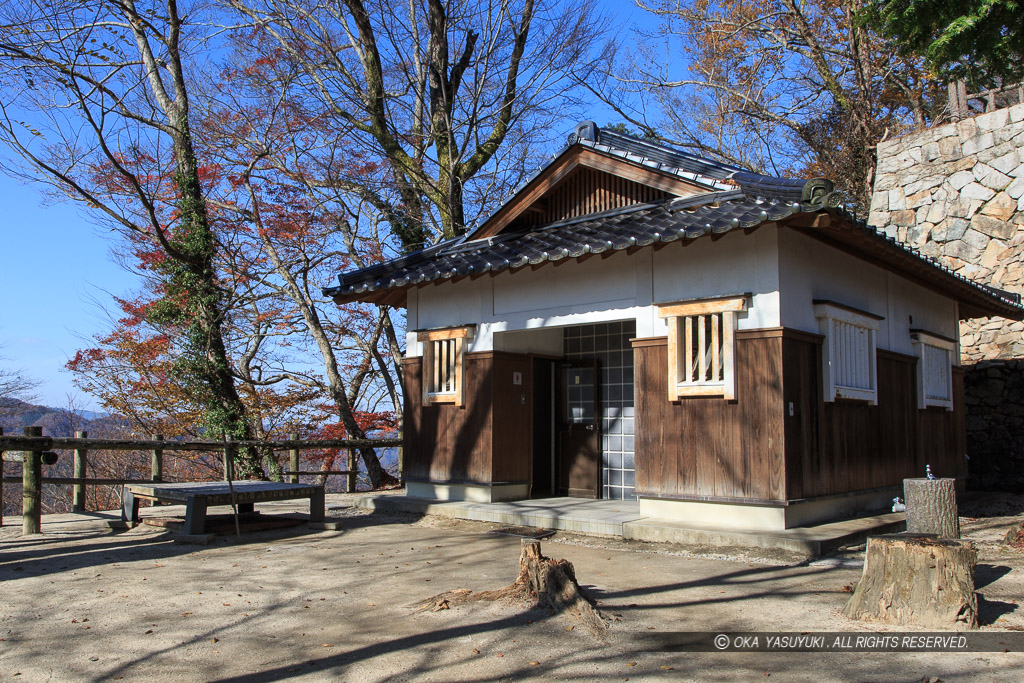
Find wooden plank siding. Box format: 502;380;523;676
781;335;967;500
633;332;787;502
403;351;533;486
635;328;966;504
490;353;534;484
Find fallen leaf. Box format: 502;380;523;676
321;644;333;648
627;662;637;667
530;661;540;666
660;665;673;670
211;638;219;643
144;630;153;635
472;648;480;655
565;625;574;632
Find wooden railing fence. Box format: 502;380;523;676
0;426;401;535
948;80;1024;121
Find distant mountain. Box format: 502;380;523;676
0;398;124;437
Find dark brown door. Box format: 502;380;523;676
557;361;600;498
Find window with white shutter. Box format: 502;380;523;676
911;330;955;410
813;301;883;404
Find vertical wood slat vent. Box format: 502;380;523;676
659;296;747;400
432;338;457;394
680;313;725;384
513;167;671;229
417;326;475;406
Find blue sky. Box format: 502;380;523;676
0;0;658;411
0;171;141;409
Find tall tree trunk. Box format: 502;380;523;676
166;128;263;477
250;218;393;488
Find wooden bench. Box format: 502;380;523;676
122;481;325;534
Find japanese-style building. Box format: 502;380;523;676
325;122;1023;531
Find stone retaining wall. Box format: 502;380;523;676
870;103;1024;490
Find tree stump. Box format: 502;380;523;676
418;539;605;634
843;533;977;629
1001;520;1024;550
904;478;960;538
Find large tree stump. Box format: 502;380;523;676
418;539;605;634
843;533;977;629
904;478;960;538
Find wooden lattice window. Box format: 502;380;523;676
418;326;474;406
658;296;748;400
911;330;955;410
814;301;882;404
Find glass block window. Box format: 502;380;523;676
418;326;474;406
564;321;636;501
814;301;882;404
657;296;748;400
911;330;956;410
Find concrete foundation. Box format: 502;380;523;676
638;488;899;531
405;480;530;503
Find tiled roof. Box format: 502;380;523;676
322;189;1022;320
323;122;1022;319
326;191;786;297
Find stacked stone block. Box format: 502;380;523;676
870;103;1024;489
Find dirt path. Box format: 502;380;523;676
1;493;1022;681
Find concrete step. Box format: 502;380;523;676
623;512;907;556
355;494;906;557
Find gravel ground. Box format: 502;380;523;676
1;491;1022;682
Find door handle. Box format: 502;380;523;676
585;424;595;431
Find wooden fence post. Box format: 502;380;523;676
23;426;43;535
223;436;236;482
346;447;357;493
73;430;88;512
398;445;404;485
289;432;299;484
151;433;164;483
149;433;164;507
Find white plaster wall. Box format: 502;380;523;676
407;226;957;359
777;229;959;357
409;228;784;356
649;227;782;335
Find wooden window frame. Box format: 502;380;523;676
657;295;748;401
911;330;956;411
417;326;475;406
813;301;882;404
